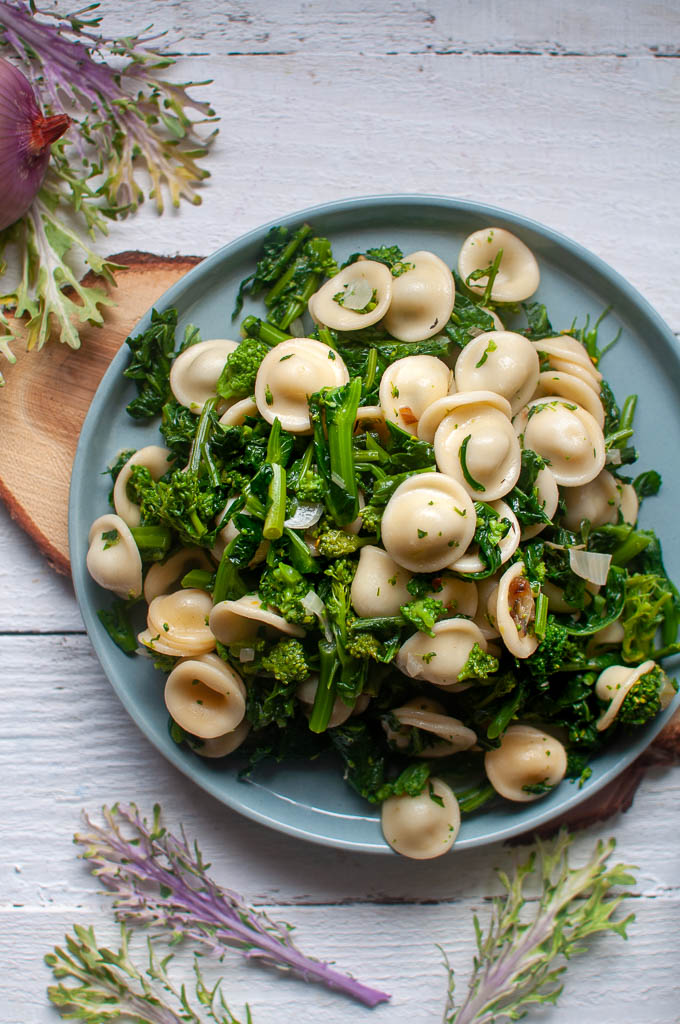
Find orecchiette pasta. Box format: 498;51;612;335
518;399;605;487
209;595;306;645
382;250;455;342
452;500;520;575
454;331;539;414
484;725;567;802
495;562;538;658
382;697;477;757
86;514;142;600
458;228;540;303
434;404;521;501
254;338;349;432
143;547;214;604
139;588;215;657
381;472;476;572
381;777;461;858
594;660;675;731
164;653;246;739
396;617;488;690
309;259;393;330
378;354;452;435
170;338;239;413
350;545;412;617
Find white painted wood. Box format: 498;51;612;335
3;899;680;1024
100;0;680;57
2;2;680;1022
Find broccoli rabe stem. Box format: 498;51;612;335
240;315;291;346
309;640;339;733
213;538;247;604
534;593;549;640
619;393;637;431
316;325;337;349
180;569;215;592
310;378;363;526
257;223;312;295
129;526;173;559
264;419;288;540
276;273;323;331
284;527;317;574
611;531;653;566
186;397;217;476
264;464;286;540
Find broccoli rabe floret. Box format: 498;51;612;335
261;638;310;685
400;597;446;637
525;617;577;682
294;472;326;504
316;527;368;558
457;642;500;682
345;631;399;664
618;665;677;726
216;338;270;402
258;562;317;626
359;504;383;535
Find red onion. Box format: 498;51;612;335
0;57;70;231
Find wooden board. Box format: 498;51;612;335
0;252;201;574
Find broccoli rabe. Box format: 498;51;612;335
258;562;318;627
618;665;677;726
525;617;578;682
129;466;224;546
621;573;676;662
457;642;500;682
261;638;311;685
316;527;371;558
216;338;270;403
358;504;383;535
400;598;446;637
345;631;400;664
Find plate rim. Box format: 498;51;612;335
69;192;680;854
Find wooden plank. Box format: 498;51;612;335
4;899;680;1024
100;0;680;56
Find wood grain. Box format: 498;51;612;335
0;252;201;575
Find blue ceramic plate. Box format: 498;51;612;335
69;195;680;853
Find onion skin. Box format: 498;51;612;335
0;57;70;230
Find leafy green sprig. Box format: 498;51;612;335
47;925;251;1024
443;831;636;1024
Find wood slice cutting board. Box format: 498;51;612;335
0;251;201;574
0;251;678;836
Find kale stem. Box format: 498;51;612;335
264;463;286;540
309;640;339;733
186;397;216;475
240;315;290;346
619;393;638;431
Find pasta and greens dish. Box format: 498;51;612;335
86;222;680;858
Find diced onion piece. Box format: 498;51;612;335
283;503;324;529
606;448;622;466
288;317;305;337
302;590;332;640
569;549;612;586
338;276;374;310
239;647;255;663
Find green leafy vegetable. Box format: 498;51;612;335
443;832;636;1023
216;338;270;402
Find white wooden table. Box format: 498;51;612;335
2;2;680;1021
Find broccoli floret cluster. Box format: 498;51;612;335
258;562;318;627
400;597;446;637
261;639;310;685
216;338;270;402
316;525;367;558
525;617;577;683
294;472;326;504
618;665;676;726
457;642;500;682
